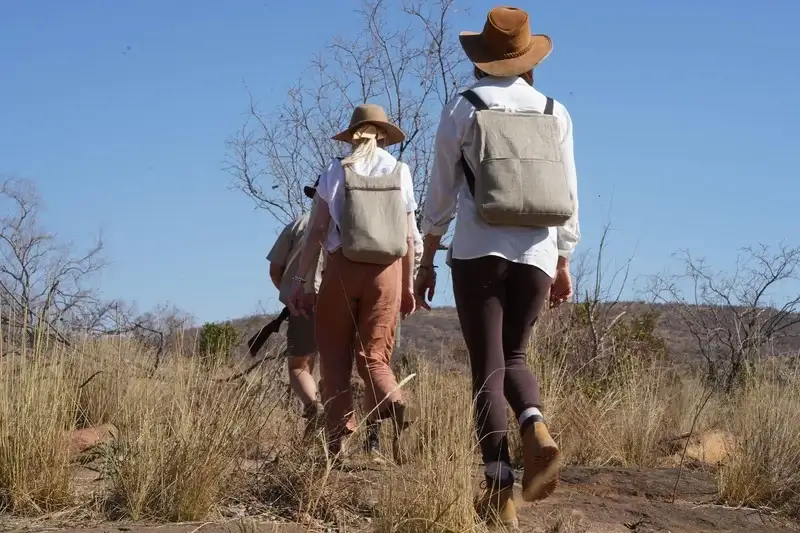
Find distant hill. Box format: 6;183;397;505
195;302;800;370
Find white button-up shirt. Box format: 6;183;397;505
421;76;580;278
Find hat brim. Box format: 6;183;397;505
459;32;552;77
332;120;406;147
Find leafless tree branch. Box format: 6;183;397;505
225;0;470;232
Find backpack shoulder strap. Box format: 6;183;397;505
459;90;490;198
460;89;489;112
544;96;554;115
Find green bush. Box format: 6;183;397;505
197;322;239;359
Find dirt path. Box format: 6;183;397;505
6;465;796;533
516;466;795;532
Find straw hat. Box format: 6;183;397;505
459;6;552;77
332;103;406;147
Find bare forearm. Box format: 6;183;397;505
403;238;414;290
295;229;325;283
269;264;284;290
420;234;442;267
557;256;569;270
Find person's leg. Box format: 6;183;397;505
353;260;403;419
452;255;516;528
315;252;360;454
285;313;320;411
452;256;510;477
353;260;414;462
502;263;560;502
501;263;550;420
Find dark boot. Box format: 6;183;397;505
301;401;325;442
364;420;385;464
387;401;417;464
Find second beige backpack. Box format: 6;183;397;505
339;163;408;265
460;89;574;228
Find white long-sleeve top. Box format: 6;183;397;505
421;75;580;278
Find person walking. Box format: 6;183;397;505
287;103;418;463
415;6;581;529
266;184;326;438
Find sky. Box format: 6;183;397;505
1;0;798;324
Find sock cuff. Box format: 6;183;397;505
519;407;544;427
484;461;514;486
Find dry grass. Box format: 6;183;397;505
0;349;77;513
373;354;482;533
1;307;800;528
103;355;277;521
717;363;800;516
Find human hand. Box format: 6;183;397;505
549;267;573;308
300;291;317;316
401;288;416;318
414;266;436;311
287;278;308;318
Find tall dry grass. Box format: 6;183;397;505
0;349;77;513
373;354;482;533
2;305;800;528
717;363;800;516
104;354;281;521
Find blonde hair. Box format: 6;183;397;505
340;124;386;167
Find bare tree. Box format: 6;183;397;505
96;302;194;369
651;243;800;391
574;224;636;369
225;0;470;229
0;177;107;345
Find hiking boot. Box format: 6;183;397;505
475;480;518;531
388;401;417;464
364;421;386;464
520;420;561;502
301;401;325;442
326;431;352;469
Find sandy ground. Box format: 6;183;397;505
5;462;796;533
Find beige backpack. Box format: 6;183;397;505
460;90;574;227
339;163;408;265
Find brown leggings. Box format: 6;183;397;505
451;255;552;466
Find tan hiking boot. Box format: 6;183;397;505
475;483;518;531
521;421;561;502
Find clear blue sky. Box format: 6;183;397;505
1;0;797;324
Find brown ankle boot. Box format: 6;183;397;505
521;421;561;502
475;482;518;530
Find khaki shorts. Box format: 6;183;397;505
285;312;317;357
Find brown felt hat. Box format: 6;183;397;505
459;6;552;77
332;103;406;147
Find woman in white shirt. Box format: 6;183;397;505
415;6;580;529
287;103;417;462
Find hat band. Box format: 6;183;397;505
490;37;535;60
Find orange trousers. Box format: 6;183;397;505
315;250;404;445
